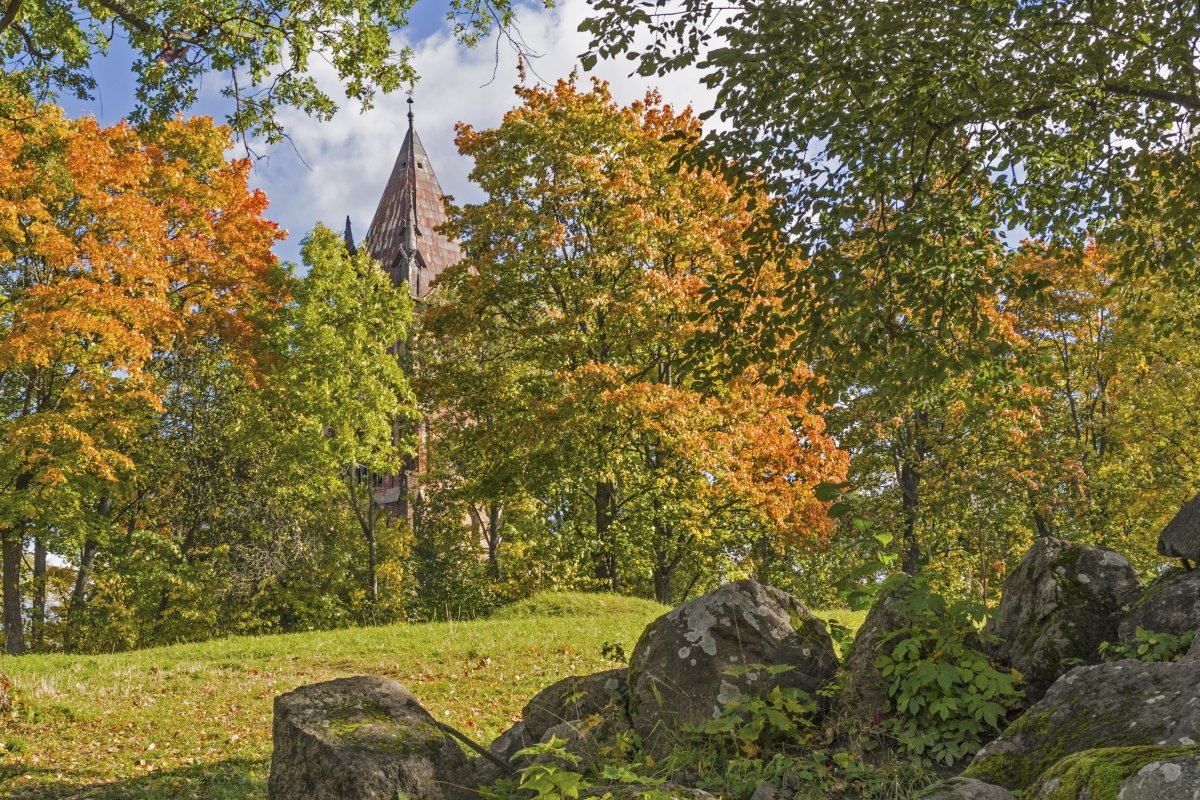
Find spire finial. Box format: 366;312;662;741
407;95;414;129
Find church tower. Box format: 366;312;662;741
358;98;462;520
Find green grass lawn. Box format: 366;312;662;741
0;593;863;799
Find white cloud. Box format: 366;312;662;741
250;0;717;266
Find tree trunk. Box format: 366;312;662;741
3;528;24;655
366;525;378;606
70;539;100;612
899;457;921;575
1032;508;1052;538
485;503;503;581
31;537;46;650
594;480;620;592
652;561;674;605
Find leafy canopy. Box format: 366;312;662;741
0;0;545;141
581;0;1200;392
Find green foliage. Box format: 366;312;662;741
1100;628;1195;664
668;664;933;800
507;738;591;800
872;576;1023;765
0;0;546;142
583;0;1200;309
423;79;846;606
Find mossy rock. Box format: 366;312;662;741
1118;568;1200;643
627;580;837;757
1026;745;1199;800
268;675;471;800
965;657;1200;791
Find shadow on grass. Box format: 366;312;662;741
0;756;265;799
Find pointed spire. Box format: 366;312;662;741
343;215;357;255
363;94;461;299
401;97;419;258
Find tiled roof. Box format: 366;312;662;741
363;113;461;299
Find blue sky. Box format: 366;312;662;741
58;0;714;267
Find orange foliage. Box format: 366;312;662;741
0;99;283;501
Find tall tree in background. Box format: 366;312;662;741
274;226;415;609
0;99;282;653
422;81;847;602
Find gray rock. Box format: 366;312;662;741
965;658;1200;790
917;777;1016;800
984;537;1141;702
1119;568;1200;642
1158;492;1200;567
1188;631;1200;661
836;574;915;725
1119;753;1200;799
268;676;470;800
628;579;837;754
521;668;627;744
476;669;629;786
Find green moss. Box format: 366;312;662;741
1027;745;1199;800
328;701;392;738
962;709;1058;788
327;701;445;758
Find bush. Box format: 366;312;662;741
872;575;1023;765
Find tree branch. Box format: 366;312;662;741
1103;81;1200;112
0;0;22;38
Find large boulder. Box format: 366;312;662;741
1119;568;1200;642
984;537;1141;701
628;580;837;753
1119;752;1200;799
478;669;628;785
268;676;471;800
1158;492;1200;567
1023;746;1200;800
965;658;1200;791
836;574;915;725
916;777;1016;800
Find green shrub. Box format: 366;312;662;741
872;575;1024;766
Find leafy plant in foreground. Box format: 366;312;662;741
873;576;1023;765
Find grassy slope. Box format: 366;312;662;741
0;593;863;799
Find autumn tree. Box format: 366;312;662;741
0;98;282;653
422;80;847;603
